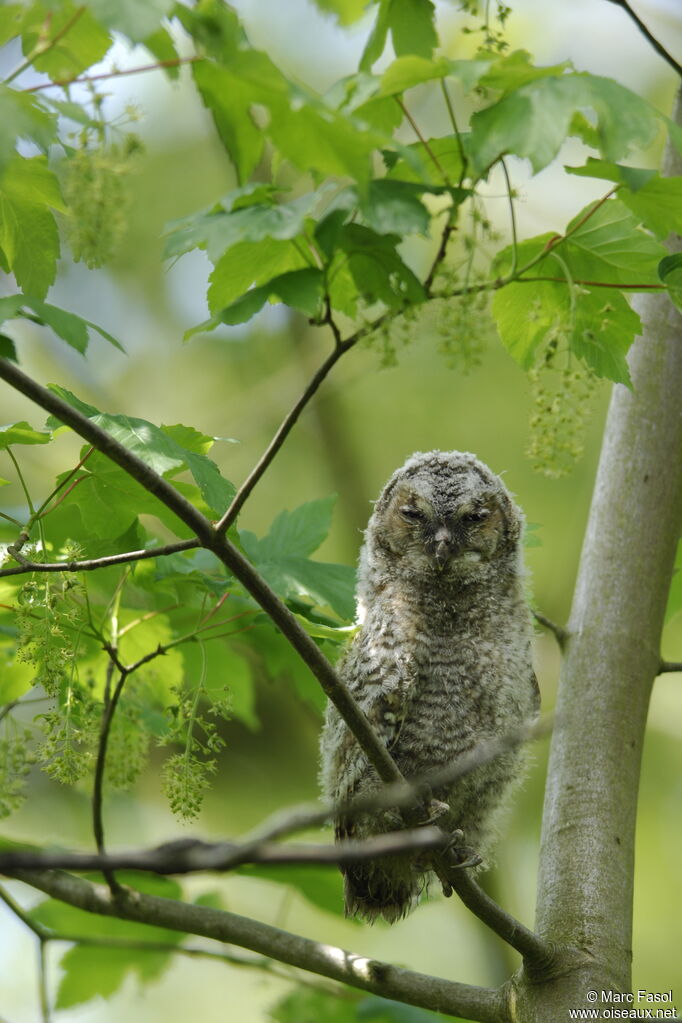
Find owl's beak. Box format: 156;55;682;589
433;527;453;570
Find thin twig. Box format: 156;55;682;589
24;55;205;93
92;667;129;894
4;6;86;85
37;940;50;1023
603;0;682;78
0;539;201;578
533;610;568;649
515;277;663;290
214;339;354;534
440;79;468;187
500;159;518;276
395;98;450;185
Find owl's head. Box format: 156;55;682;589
360;450;524;591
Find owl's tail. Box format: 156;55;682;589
342;858;421;924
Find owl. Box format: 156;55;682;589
319;450;539;923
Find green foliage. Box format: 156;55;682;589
1;0;682;1012
240;497;356;621
270;988;448;1023
31;874;184;1008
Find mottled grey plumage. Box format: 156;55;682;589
320;450;539;923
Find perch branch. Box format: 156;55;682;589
0;827;452;875
5;869;508;1023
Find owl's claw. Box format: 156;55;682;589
443;829;483;870
423;798;452;825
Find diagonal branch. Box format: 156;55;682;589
215;336;355;534
0;357;555;970
603;0;682;78
6;869;509;1023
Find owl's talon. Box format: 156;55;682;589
423;798;452;825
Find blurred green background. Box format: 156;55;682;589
1;0;681;1019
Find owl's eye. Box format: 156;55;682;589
461;509;490;526
399;505;425;522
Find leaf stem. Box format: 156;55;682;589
395;97;451;185
500;158;518;276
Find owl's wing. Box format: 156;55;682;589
321;639;414;814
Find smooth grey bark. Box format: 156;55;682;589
8;868;507;1023
516;89;682;1018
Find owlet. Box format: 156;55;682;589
319;450;539;923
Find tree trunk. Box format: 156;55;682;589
514;89;682;1019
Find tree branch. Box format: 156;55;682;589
0;828;452;875
5;870;509;1023
658;660;682;674
532;610;568;648
215;337;355;534
603;0;682;78
0;539;201;578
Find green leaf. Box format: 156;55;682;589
293;613;358;643
492;279;640;385
0;155;60;298
566;159;682;241
0;5;23;48
271;987;361;1023
379;56;491;98
21;2;111;80
45;389;236;518
32;876;183;1008
658;253;682;310
55;946;170;1009
215;268;325;324
192;61;264;183
335;224;426;309
0;86;57;170
239;864;346;919
388;0;437;60
24;299;88;355
0;421;51;447
143;27;180;78
359;996;446;1023
385;135;468;189
251;497;337;559
86;0;174;42
182;639;258;731
310;0;368;25
240;498;356;620
477;49;571;94
468;72;661;177
359;0;391;71
0;334;17;361
165;191;320;263
207;239;310;312
665;540;682;623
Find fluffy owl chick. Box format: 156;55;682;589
319;450;539;923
